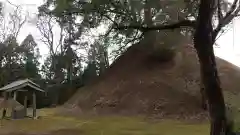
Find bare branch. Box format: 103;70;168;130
0;2;27;40
55;24;65;54
15;15;27;37
125;31;144;46
104;25;114;37
37;15;67;56
213;0;240;38
103;14;118;26
6;0;19;8
217;0;224;21
36;16;55;55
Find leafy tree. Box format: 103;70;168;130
82;39;109;83
41;56;54;80
0;2;32;85
20;34;41;80
0;34;41;86
83;44;98;82
39;0;240;135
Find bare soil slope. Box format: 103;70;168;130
64;43;240;119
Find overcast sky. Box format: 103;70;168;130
0;0;48;62
1;0;240;66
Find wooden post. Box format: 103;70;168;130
24;94;28;117
11;91;17;119
1;92;7;119
32;92;36;119
13;91;17;100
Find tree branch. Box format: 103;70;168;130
217;0;223;21
15;16;27;38
213;0;240;39
115;20;196;32
6;0;19;8
125;32;144;45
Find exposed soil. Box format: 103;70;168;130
64;41;240;119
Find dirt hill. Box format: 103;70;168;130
64;42;240;119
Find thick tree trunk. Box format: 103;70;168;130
194;38;227;135
200;70;208;110
194;0;228;134
194;1;227;135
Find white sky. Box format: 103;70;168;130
0;0;48;63
1;0;240;67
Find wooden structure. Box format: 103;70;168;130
0;79;44;119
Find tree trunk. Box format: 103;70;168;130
67;64;73;85
194;0;227;135
194;38;227;135
142;0;157;51
144;0;153;26
200;70;208;110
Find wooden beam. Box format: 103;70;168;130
17;89;28;92
32;92;36;119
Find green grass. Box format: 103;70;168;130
0;108;210;135
224;91;240;131
76;117;209;135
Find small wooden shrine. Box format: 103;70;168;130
0;79;44;119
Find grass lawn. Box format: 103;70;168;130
0;108;210;135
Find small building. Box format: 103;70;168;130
0;79;44;119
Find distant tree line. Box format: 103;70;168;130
0;1;110;108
